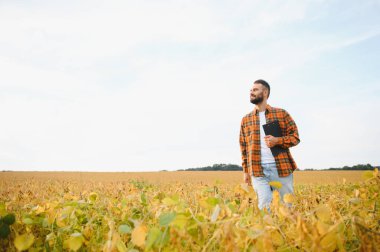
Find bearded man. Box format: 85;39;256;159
239;79;300;210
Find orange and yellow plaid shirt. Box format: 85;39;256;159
239;104;300;177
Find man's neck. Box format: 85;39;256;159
256;101;267;112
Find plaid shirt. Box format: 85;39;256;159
239;104;300;177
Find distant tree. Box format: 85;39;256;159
327;163;374;170
178;164;242;171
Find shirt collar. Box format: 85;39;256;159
254;104;272;115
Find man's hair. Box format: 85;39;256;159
254;79;270;98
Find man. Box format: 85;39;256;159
239;79;300;210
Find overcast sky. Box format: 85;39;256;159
0;0;379;171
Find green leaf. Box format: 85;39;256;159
315;205;331;223
14;233;34;251
68;233;84;251
160;226;170;246
172;214;188;229
0;223;10;238
118;224;132;234
3;214;15;225
116;240;127;252
159;212;176;227
227;203;236;213
206;197;220;207
141;193;147;205
145;227;161;250
162;197;177;206
121;199;128;208
22;217;34;225
88;192;98;203
0;203;6;216
46;232;56;241
127;249;140;252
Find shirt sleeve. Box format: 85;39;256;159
239;118;249;173
277;110;300;149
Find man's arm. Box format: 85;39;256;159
276;110;300;149
239;118;251;184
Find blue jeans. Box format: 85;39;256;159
251;162;294;210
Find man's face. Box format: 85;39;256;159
250;83;265;104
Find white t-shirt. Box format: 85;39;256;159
259;111;276;164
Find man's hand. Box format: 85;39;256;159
264;135;279;148
243;173;252;186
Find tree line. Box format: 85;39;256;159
177;163;242;171
304;163;376;171
176;163;377;171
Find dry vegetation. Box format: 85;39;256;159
0;170;379;251
0;170;365;184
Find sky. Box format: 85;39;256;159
0;0;379;172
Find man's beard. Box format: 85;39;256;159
250;94;264;104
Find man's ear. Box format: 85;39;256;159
264;88;269;99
